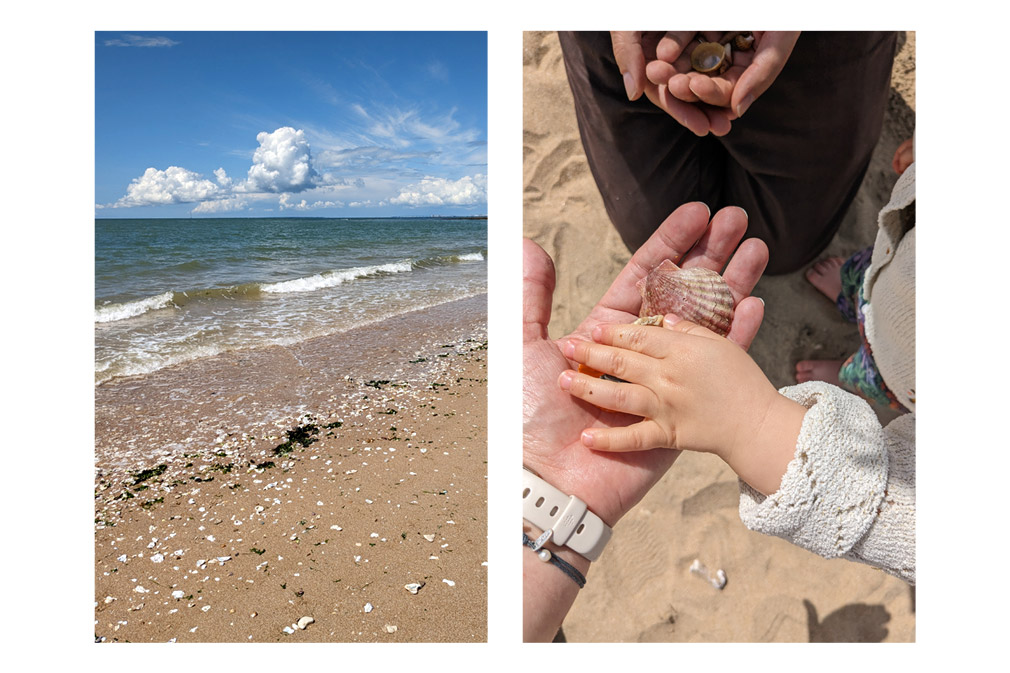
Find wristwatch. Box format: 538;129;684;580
522;467;612;562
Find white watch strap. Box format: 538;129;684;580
522;469;612;562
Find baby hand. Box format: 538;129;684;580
559;318;806;495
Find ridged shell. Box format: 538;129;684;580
635;260;734;336
733;33;754;51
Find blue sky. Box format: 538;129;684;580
95;31;487;217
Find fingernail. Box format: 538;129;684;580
559;370;574;391
736;93;754;117
581;430;595;448
591;325;604;341
623;72;636;100
757;297;765;306
562;340;575;358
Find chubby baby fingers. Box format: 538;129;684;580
559;370;655;419
581;420;672;452
589;323;674;359
562;337;652;382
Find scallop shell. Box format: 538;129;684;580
635;260;734;336
691;41;731;75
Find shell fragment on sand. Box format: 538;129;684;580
689;559;728;590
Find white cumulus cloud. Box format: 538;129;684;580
278;194;343;210
389;174;486;207
116;166;222;206
213;167;232;187
241;127;317;193
191;197;248;214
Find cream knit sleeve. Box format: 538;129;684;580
738;381;915;584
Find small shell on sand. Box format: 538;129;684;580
689;559;728;590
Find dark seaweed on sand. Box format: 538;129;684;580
273;422;320;456
131;464;167;485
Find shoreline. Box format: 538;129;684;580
95;289;488;386
95;294;488;642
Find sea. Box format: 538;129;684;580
95;217;487;385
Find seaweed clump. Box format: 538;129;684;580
131;464;167;485
273;422;321;456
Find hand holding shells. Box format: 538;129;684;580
610;31;800;136
523;203;768;528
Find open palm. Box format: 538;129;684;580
523;203;768;525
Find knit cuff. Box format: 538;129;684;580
738;382;888;558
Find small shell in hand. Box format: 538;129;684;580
733;32;755;50
635;260;735;336
690;41;731;75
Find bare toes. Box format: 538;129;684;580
805;257;845;301
794;359;843;385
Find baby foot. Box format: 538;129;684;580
795;359;843;385
805;257;844;302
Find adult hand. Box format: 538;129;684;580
523;202;768;527
612;31;800;136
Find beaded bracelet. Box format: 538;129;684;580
522;532;587;588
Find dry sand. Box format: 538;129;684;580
523;32;915;642
94;295;487;642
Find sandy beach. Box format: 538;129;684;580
94;295;487;642
523;32;915;642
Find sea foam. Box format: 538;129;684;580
260;261;413;294
95;291;175;323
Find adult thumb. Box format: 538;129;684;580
523;239;557;342
611;31;646;101
733;31;799;117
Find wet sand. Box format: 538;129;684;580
523;31;915;642
94;295;488;642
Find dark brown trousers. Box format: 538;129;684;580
558;31;897;274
